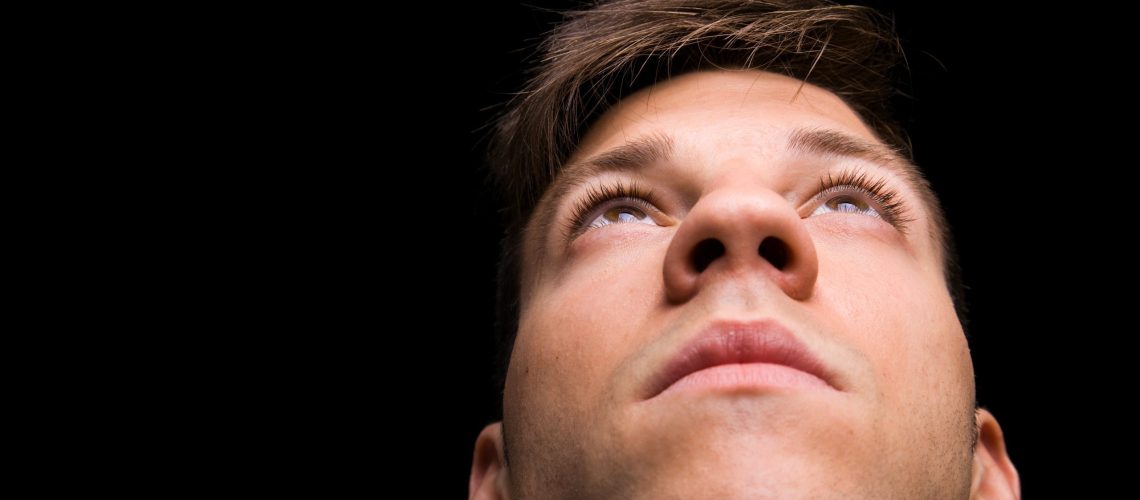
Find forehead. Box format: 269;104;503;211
572;70;880;164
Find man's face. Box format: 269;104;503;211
504;71;976;498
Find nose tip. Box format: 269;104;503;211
663;188;818;303
690;236;790;273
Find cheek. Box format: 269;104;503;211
812;233;971;406
508;235;667;421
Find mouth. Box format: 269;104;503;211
644;320;838;400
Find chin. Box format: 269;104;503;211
628;388;863;449
598;395;877;497
606;456;860;500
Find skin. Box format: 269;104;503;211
471;71;1019;499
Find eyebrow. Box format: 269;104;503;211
786;128;915;176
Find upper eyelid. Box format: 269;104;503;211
835;164;913;195
561;177;655;212
809;165;912;198
814;182;879;198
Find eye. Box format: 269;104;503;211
810;192;881;219
806;169;912;232
567;181;663;238
586;204;656;230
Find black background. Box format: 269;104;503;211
357;1;1110;496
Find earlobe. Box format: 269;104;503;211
969;409;1020;499
470;422;510;500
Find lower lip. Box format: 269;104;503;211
659;363;831;397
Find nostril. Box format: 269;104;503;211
691;239;726;273
759;237;790;270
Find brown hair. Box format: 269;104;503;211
487;0;965;403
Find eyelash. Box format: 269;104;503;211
565;168;914;237
566;180;657;239
815;169;914;232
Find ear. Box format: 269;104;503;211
969;408;1020;499
470;422;511;500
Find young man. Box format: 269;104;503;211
472;1;1019;497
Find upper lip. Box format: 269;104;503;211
643;319;837;399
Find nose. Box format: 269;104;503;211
662;186;819;303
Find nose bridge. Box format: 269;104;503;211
703;183;781;240
704;151;781;192
662;174;819;303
